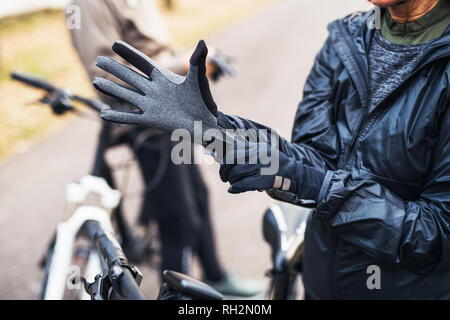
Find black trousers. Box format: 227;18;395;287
133;132;224;281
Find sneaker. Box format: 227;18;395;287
204;272;264;298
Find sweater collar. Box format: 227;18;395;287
383;0;450;36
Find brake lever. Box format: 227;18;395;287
82;274;106;300
208;52;236;81
38;91;74;115
38;95;53;105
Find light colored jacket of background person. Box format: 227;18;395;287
68;0;185;83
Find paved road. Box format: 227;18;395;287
0;0;368;299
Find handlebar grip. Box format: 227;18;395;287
93;226;128;267
11;71;56;92
85;220;148;300
114;268;147;300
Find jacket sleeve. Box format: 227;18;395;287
217;36;339;206
287;35;339;171
316;104;450;273
221;36;339;171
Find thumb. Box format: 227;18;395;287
189;40;208;67
189;40;218;118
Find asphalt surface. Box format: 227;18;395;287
0;0;368;299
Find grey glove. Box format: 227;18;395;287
93;40;219;139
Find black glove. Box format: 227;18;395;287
219;141;326;202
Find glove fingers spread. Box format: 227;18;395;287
112;40;155;78
100;108;143;125
95;56;149;93
93;77;143;105
113;40;185;85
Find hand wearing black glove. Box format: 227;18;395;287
219;141;327;202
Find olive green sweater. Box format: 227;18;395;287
381;0;450;44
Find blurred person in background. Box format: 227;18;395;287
68;0;261;297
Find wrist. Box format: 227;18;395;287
295;162;326;202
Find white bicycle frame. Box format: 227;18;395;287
42;175;121;300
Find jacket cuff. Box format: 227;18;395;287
317;170;334;204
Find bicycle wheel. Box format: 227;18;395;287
38;234;99;300
37;240;55;300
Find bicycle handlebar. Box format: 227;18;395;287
11;71;104;113
93;225;128;268
72;95;105;113
112;268;147;300
85;220;147;300
11;71;57;92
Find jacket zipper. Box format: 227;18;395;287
342;52;449;169
337;20;450;168
336;21;370;169
327;21;371;299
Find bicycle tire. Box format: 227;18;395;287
38;235;99;300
